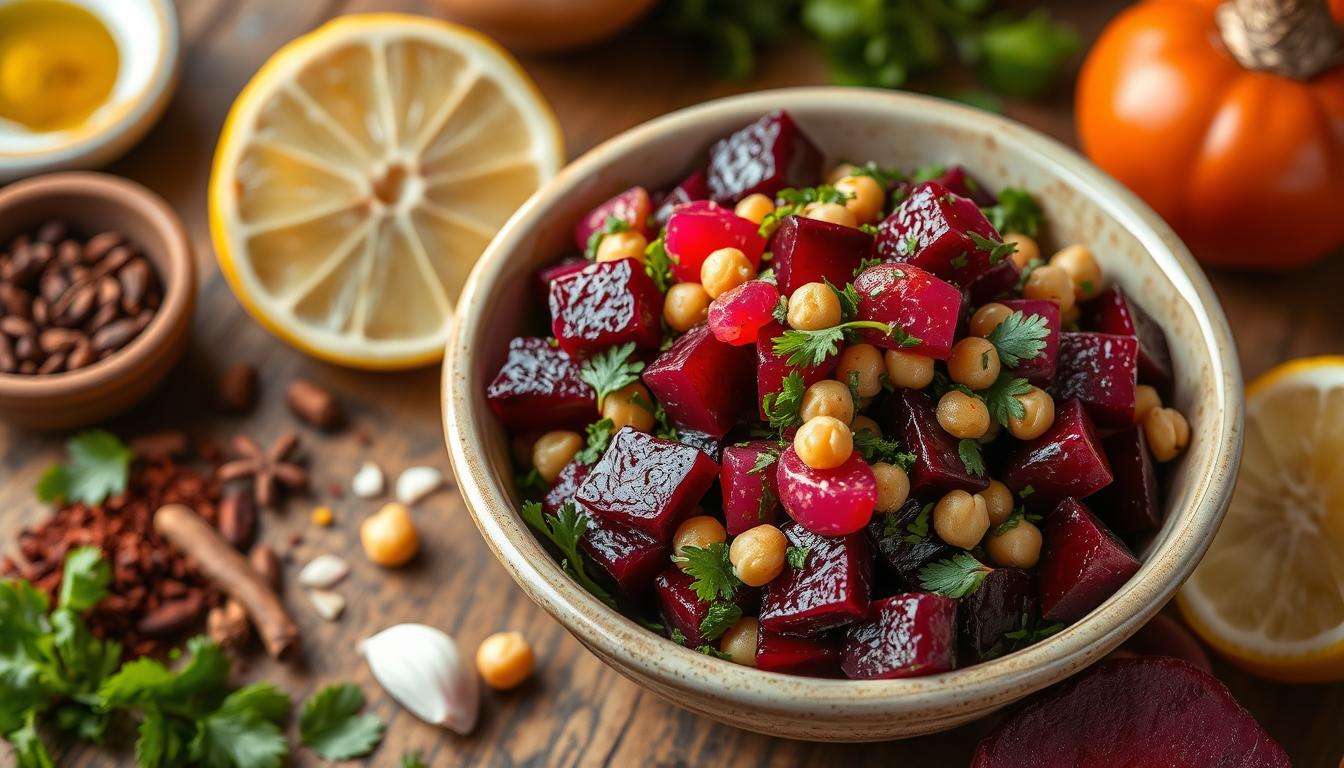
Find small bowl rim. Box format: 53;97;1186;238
444;88;1243;724
0;171;194;399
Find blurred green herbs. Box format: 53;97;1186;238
662;0;1079;102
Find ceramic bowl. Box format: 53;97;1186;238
0;172;195;430
443;88;1242;741
0;0;181;182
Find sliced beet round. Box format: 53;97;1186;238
486;336;595;432
759;523;872;637
775;447;877;536
841;592;959;680
771;216;874;297
972;657;1288;768
643;322;755;438
707;279;780;346
1038;498;1140;623
852;262;962;360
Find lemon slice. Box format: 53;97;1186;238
209;14;562;368
1178;356;1344;682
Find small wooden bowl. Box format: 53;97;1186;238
0;172;195;430
443;89;1243;741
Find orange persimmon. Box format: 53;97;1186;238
1077;0;1344;269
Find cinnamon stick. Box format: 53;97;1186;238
153;503;300;658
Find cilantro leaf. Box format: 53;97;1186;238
993;506;1027;536
761;370;806;430
967;231;1018;264
575;419;615;465
99;636;230;708
695;645;733;660
643;235;675;293
669;627;688;646
699;601;742;642
191;705;289;768
671;543;740;602
848;161;906;187
958;439;986;478
515;468;549;501
649;399;679;441
771;294;789;325
35;430;133;506
520;501;617;610
579;343;645;410
299;684;384;761
758;185;853;238
902;503;933;543
909;164;946;183
747;447;780;475
825;279;861;322
919;553;993;597
981;187;1044;237
10;714;53;768
58;546;109;612
584;215;631;260
785;546;810;569
986;310;1049;367
772;320;916;367
852;431;916;470
981;374;1033;427
403;752;430;768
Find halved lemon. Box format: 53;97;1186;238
209;14;563;369
1178;356;1344;682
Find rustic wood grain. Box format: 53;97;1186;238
2;0;1341;765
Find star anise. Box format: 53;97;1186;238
218;431;308;509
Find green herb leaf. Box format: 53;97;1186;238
643;235;675;293
747;447;780;475
761;370;807;431
57;546;109;612
402;751;430;768
826;279;861;322
1015;257;1046;292
773;320;916;367
649;400;680;441
981;187;1044;237
520;501;618;609
671;543;740;603
576;419;615;465
299;684;384;761
992;506;1028;536
982;374;1033;427
986;310;1049;367
967;231;1018;263
848;161;906;187
35;430;133;506
584;214;631;260
975;11;1080;99
695;645;733;660
1020;485;1035;499
699;601;743;642
579;343;645;410
919;553;993;597
852;431;916;470
902;502;934;543
190;705;289;768
958;438;986;478
515;468;548;501
669;627;688;646
786;546;810;569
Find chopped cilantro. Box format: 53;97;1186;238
986;310;1049;367
699;601;743;641
643;235;675;293
575;419;616;465
579;342;645;410
919;553;993;597
761;371;806;430
520;501;617;609
786;546;810;569
981;373;1033;427
671;543;741;603
958;438;986;477
584;215;631;260
981;187;1044;238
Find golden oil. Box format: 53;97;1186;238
0;0;119;132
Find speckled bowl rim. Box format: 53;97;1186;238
444;88;1242;730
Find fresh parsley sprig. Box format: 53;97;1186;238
958;438;987;478
986;310;1049;367
299;684;384;761
643;235;675;293
967;231;1018;264
520;501;617;610
579;343;645;410
584;215;631;260
35;430;133;506
852;431;916;470
981;373;1034;427
785;546;810;569
773;321;920;368
761;370;806;430
575;419;615;465
672;543;741;603
919;552;993;598
825;279;861;322
699;601;743;642
981;187;1044;237
758;185;854;238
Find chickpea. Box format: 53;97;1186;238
663;281;711;332
734;193;775;225
700;247;754;299
825;163;859;185
475;631;534;690
933;490;990;549
803;202;858;228
834;174;884;224
1144;407;1190;462
532;430;582;482
837;343;884;398
851;414;881;436
985;519;1043;568
936;391;990;440
969;302;1012;338
595;230;648;264
980;479;1015;526
787;282;841;330
793;415;854;470
1023;265;1076;312
673;515;727;559
729;524;788;587
1006;386;1055;441
872;462;911;514
1004;232;1040;271
720;616;759;666
1050;244;1103;300
801;379;855;424
603;382;655;433
884;349;935;390
360;502;419;567
948;337;1001;391
1135;384;1161;423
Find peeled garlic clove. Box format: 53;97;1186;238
395;466;443;506
360;623;478;735
298;553;350;589
351;461;385;498
308;588;346;621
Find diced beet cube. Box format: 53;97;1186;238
706;110;823;203
964;258;1022;305
664;208;766;283
776;447;877;536
1038;498;1140;623
575;427;720;541
853;263;962;360
574;186;653;251
998;299;1061;386
643;323;755;438
542;460;589;516
1082;286;1173;386
756;321;839;420
1051;332;1139;428
720;441;782;535
759;523;872;637
581;509;668;601
1003;399;1113;507
841;593;958;680
549;259;663;355
884;389;990;494
534;256;589;304
932;165;996;207
771;216;873;296
875;181;1006;290
653;168;710;226
960;567;1037;662
677;429;724;462
866;497;951;587
487;337;595;431
1091;427;1161;535
756;628;843;677
708;280;780;346
654;565;754;648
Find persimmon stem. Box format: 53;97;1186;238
1216;0;1343;80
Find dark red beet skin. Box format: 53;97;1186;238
999;299;1060;386
706;110;823;204
643;322;755;438
760;523;872;637
676;428;724;462
573;186;652;250
885;389;991;494
653;169;710;226
756;628;843;677
542;460;589;516
581;509;668;601
549;259;664;355
534;256;589;304
932;165;996;207
771;216;874;296
1082;285;1174;386
654;566;755;648
756;321;839;419
960;567;1038;662
1092;426;1162;535
1038;498;1140;623
1051;332;1139;428
664;207;766;283
1003;399;1113;507
575;427;720;541
852;263;962;360
875;181;1006;290
707;280;780;346
487;337;595;431
776;447;877;536
866;498;952;588
841;593;959;680
720;441;782;535
972;658;1289;768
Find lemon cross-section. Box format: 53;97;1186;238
210;14;563;369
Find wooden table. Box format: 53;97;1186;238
4;1;1342;765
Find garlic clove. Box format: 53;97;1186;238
308;588;346;621
351;461;385;498
360;623;479;735
395;466;443;506
298;553;350;589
